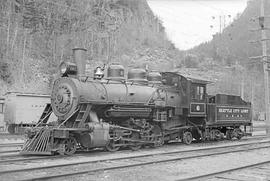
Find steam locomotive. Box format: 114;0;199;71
21;48;252;155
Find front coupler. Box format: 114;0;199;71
20;127;83;155
21;127;54;155
20;122;111;155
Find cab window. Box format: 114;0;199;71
162;74;179;87
171;77;179;87
191;84;205;101
180;78;187;93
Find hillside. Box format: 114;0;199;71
178;0;269;116
0;0;182;94
187;0;270;67
0;0;266;117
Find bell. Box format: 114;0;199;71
94;66;104;79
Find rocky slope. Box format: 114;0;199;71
179;0;268;116
0;0;181;94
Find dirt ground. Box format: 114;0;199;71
68;147;270;181
1;122;269;181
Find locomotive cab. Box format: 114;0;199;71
161;72;210;117
188;81;207;117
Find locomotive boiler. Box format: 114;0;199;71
21;48;252;155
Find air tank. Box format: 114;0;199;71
147;71;162;84
127;68;148;84
107;63;125;80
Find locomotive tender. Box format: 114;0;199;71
21;48;252;155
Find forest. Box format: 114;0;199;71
0;0;268;117
182;0;270;116
0;0;181;93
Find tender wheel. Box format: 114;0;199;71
226;130;232;140
233;128;244;140
237;135;243;140
129;132;142;151
210;129;222;141
214;130;223;141
60;137;77;155
183;131;193;145
105;139;121;152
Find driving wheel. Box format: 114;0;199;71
60;137;77;155
150;125;164;147
105;139;121;152
129;132;142;151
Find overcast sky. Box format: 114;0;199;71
147;0;249;50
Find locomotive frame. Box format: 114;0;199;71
21;48;252;155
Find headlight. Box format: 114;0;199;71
59;62;77;76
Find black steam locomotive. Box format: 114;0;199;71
21;48;252;155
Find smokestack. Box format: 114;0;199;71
72;47;87;77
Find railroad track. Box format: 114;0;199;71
0;132;11;135
176;161;270;181
0;143;23;147
0;135;267;164
1;138;270;181
0;133;24;139
0;143;22;155
0;150;19;154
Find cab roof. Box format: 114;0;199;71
164;71;213;85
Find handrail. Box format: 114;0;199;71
35;111;52;128
57;108;79;128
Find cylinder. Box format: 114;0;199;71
73;48;87;77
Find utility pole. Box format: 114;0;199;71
260;0;270;135
219;15;222;34
240;77;244;99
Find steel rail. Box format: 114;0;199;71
2;141;270;181
0;135;267;164
18;144;270;181
0;155;61;163
0;150;19;154
176;161;270;181
0;143;23;147
0;136;268;164
0;133;24;137
0;132;11;135
0;149;104;163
